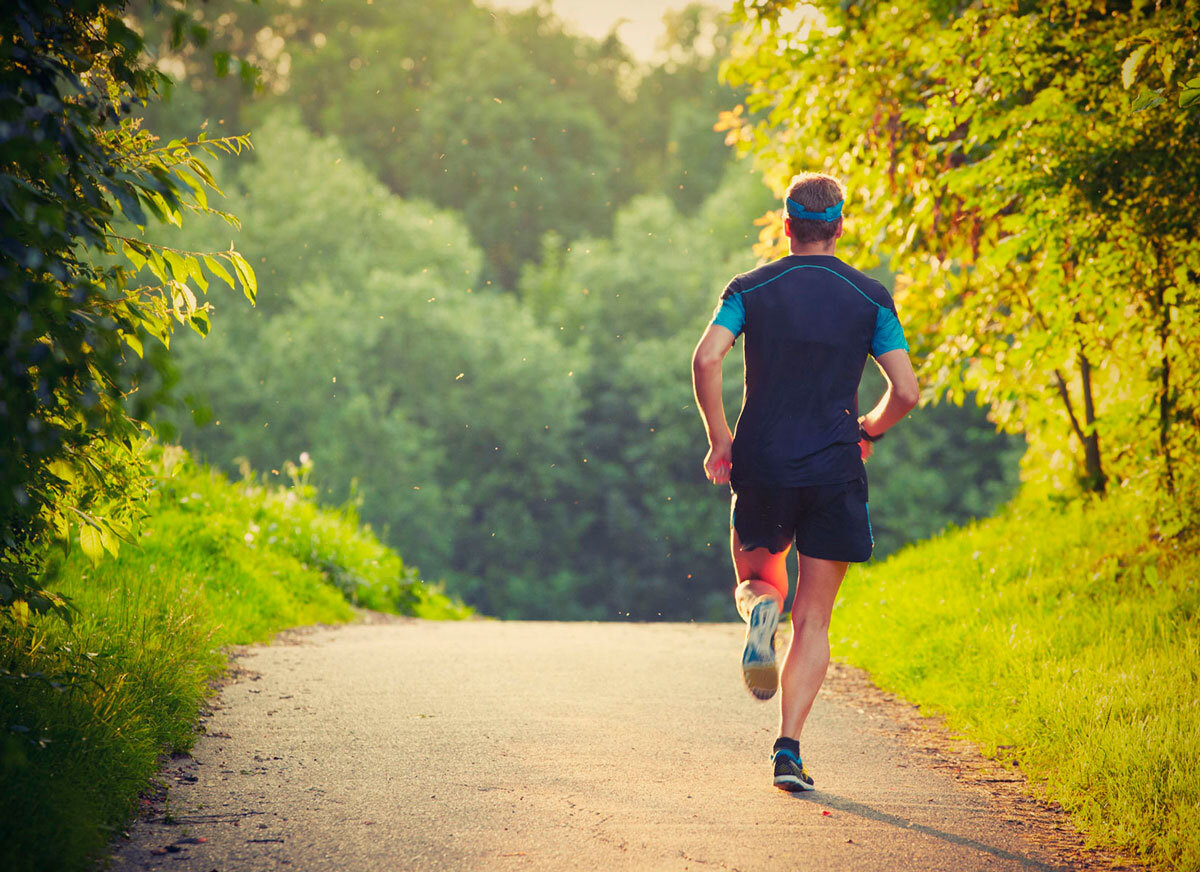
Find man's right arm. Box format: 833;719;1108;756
692;324;737;485
859;348;919;443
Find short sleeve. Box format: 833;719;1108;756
711;289;745;337
871;306;908;357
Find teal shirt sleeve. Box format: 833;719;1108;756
871;306;908;357
711;292;745;337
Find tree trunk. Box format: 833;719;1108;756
1152;242;1175;496
1078;350;1106;494
1052;361;1105;495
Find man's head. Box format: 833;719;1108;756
783;173;845;249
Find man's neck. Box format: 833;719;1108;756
788;241;837;256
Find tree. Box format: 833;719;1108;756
721;0;1200;508
0;0;254;621
406;40;621;287
157;119;588;617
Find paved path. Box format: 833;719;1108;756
110;620;1094;871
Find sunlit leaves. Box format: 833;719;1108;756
1181;76;1200;109
0;1;252;619
722;0;1200;500
1122;44;1152;90
1132;89;1166;113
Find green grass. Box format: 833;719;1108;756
835;487;1200;870
0;448;469;872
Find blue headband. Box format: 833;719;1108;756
785;198;843;222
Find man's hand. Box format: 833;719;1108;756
704;432;733;485
859;438;874;462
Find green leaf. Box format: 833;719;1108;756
171;281;198;317
189;308;211;336
9;599;30;627
228;249;258;304
121;240;148;272
1181;88;1200;109
124;330;144;358
213;51;231;77
163;248;190;280
184;254;209;292
187;157;219;190
1131;88;1165;113
203;254;237;290
101;525;120;558
146;249;168;282
1122;44;1151;89
46;459;76;484
79;523;104;565
175;167;209;210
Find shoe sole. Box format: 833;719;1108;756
742;601;779;700
774;774;815;792
743;663;778;700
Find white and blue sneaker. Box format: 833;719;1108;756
741;597;780;700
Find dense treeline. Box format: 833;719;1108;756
136;0;1022;619
138;0;737;286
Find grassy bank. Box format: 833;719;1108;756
0;449;468;872
835;487;1199;870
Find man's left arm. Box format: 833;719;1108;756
691;324;737;485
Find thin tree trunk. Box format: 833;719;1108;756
1033;255;1106;495
1078;350;1106;494
1152;242;1175;495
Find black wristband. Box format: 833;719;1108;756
859;424;883;443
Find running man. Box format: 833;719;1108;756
690;172;918;792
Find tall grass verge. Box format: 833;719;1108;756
0;448;468;872
834;487;1199;870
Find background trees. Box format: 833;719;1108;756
128;0;1024;619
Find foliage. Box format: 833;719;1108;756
155;117;585;616
720;0;1200;506
0;446;466;872
855;366;1024;554
405;41;621;286
0;0;255;621
135;0;746;286
832;486;1200;870
126;3;1027;620
152;117;1021;618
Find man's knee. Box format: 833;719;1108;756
790;610;831;635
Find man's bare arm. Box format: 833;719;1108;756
859;348;919;440
691;324;737;484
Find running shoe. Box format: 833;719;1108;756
772;747;815;792
741;597;780;700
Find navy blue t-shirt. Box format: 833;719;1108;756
710;254;908;488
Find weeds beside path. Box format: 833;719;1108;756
0;451;467;872
831;489;1200;870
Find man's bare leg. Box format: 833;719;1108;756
731;530;788;698
778;553;849;740
731;528;788;614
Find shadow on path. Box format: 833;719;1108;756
793;791;1071;872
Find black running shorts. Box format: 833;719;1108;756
730;477;874;563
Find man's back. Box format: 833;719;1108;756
711;253;905;488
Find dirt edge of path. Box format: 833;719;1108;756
821;659;1141;872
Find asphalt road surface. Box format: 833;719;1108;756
109;619;1104;872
